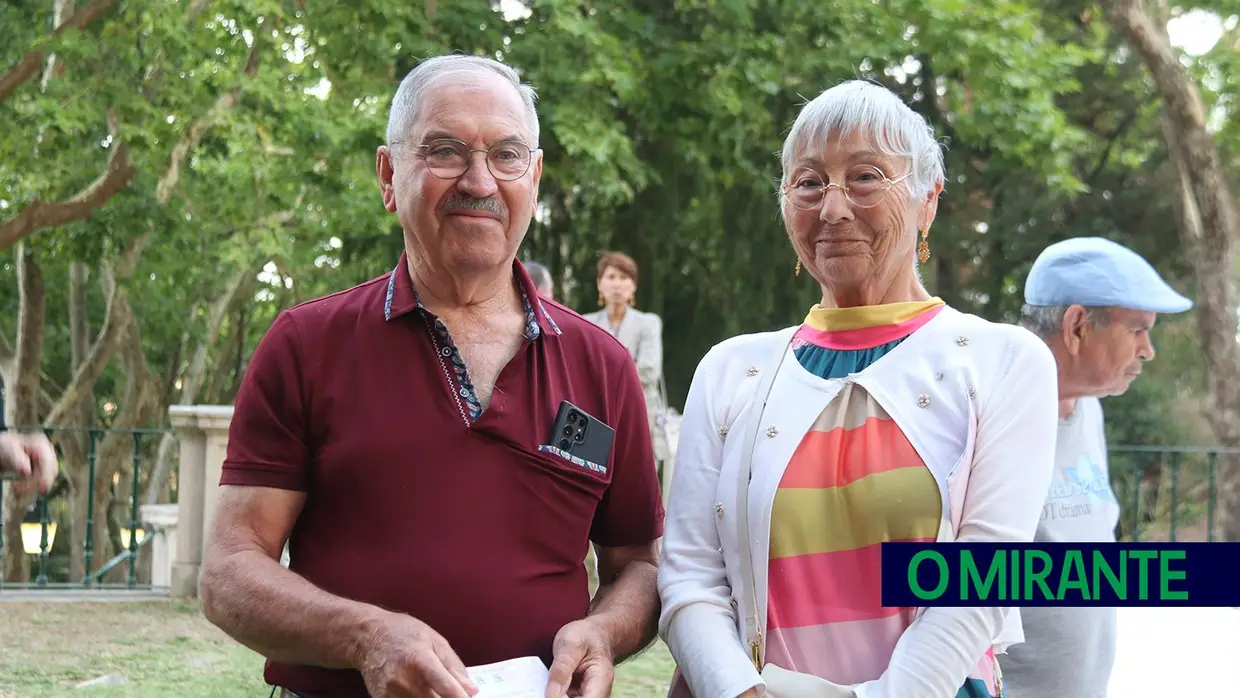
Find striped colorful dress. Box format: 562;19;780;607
764;299;999;698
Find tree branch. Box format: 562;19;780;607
8;242;46;428
144;264;253;504
0;0;119;104
0;141;136;251
155;39;263;204
42;231;150;426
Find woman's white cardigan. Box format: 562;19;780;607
657;307;1059;698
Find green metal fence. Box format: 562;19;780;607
0;439;1235;591
0;426;172;591
1109;445;1239;543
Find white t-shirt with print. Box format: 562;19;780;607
1001;397;1119;698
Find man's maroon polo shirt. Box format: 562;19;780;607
220;256;665;697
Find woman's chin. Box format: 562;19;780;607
813;255;873;285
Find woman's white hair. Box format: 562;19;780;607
386;55;540;148
780;80;945;198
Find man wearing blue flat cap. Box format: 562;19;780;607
1004;236;1193;698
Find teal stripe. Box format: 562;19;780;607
792;338;906;379
955;677;995;698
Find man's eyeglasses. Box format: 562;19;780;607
400;138;534;181
781;165;912;210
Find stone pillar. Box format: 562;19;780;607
168;405;234;598
140;503;179;590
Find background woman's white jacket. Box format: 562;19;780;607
657;306;1059;698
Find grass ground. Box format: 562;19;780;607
0;600;676;698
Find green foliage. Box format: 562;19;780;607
0;0;1227;450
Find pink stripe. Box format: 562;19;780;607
764;616;911;684
767;541;933;628
764;620;997;689
793;305;943;351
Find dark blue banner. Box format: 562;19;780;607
880;542;1240;607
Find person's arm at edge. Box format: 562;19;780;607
633;313;664;390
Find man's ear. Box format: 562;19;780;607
376;146;398;213
1061;305;1089;354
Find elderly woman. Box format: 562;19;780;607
658;81;1059;698
583;252;671;487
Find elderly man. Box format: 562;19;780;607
1003;237;1193;698
525;260;554;299
200;55;664;698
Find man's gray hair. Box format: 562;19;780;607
386;55;540;148
780;80;945;199
525;261;552;291
1020;304;1113;340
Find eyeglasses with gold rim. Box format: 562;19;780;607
781;165;913;210
392;137;535;181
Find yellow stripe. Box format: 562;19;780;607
770;467;942;559
803;298;944;332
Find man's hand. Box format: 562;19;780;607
356;611;479;698
0;432;57;494
546;618;615;698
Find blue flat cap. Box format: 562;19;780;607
1024;237;1193;314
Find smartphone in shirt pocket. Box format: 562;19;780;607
540;400;615;476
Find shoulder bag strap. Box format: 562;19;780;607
734;334;794;670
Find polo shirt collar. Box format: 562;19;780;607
383;252;561;339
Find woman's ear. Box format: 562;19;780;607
920;180;943;230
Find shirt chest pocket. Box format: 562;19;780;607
524;444;613;501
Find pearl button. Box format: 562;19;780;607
968;387;977;399
956;335;970;347
935;372;944;381
766;426;778;437
917;394;931;408
715;503;724;517
718;425;729;437
746;366;759;377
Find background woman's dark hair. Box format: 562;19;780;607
597;251;639;283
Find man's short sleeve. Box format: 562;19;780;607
220;312;311;491
590;356;665;547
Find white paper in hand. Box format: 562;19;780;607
467;656;566;698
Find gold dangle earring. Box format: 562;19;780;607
598;294;604;307
917;227;931;264
795;259;802;277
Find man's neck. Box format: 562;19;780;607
1049;343;1090;420
406;253;518;319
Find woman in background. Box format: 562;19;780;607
583;251;671;496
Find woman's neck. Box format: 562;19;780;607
820;272;930;309
606;303;628;326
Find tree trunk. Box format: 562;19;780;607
1105;0;1240;539
2;242;47;582
62;261;94;582
144;266;252;505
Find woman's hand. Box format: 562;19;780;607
736;688;761;698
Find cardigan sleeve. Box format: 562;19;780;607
853;328;1060;698
658;348;764;698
